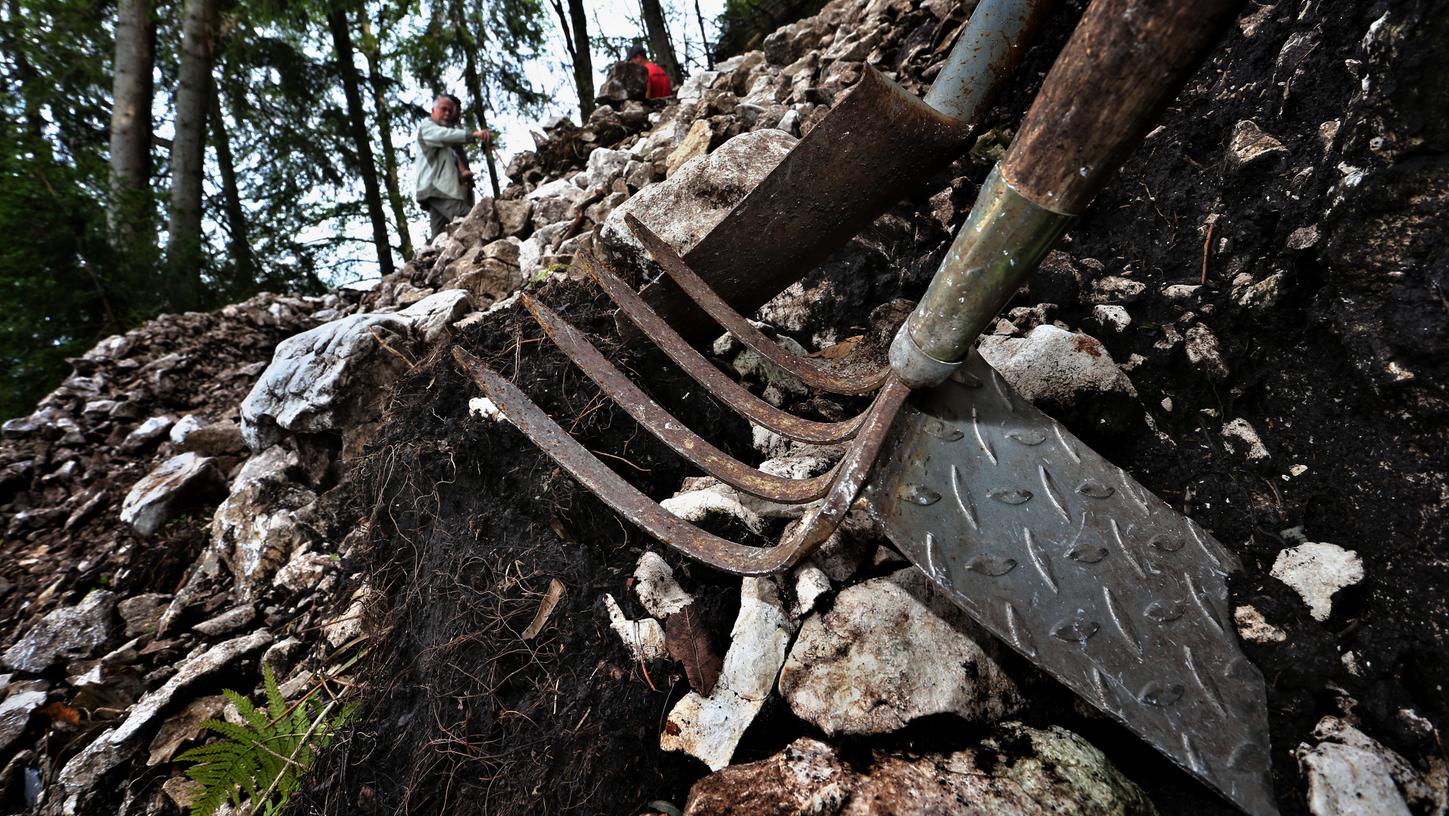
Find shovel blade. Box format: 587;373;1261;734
866;353;1278;816
629;66;971;344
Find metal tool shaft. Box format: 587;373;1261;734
892;0;1246;387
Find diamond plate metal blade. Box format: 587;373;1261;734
864;352;1278;816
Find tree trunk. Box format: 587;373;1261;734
694;0;713;69
328;6;395;277
207;83;252;286
452;0;501;198
166;0;215;305
108;0;156;255
639;0;682;85
566;0;595;121
359;13;414;261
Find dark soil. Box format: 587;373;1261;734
292;280;775;815
302;1;1448;814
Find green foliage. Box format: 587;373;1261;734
0;122;121;417
176;664;352;816
397;0;550;116
0;0;555;416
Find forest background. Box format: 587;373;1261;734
0;0;826;418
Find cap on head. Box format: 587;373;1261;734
626;44;647;61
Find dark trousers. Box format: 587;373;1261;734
424;196;470;240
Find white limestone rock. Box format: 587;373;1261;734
675;70;719;104
168;414;208;445
660;481;765;534
0;685;49;753
779;569;1023;735
323;583;376;648
1086;275;1147;304
602;594;667;662
467;397;503;421
119;415;176;453
240;312;413;449
1271;542;1364;621
600;129;797;270
208;446;318;600
1298;720;1413;816
1229;119;1288;167
977;325;1137;404
661;577;796;770
120;452;222;537
666;119;714;176
790;565;831;619
273;546;335;594
1222;417;1271;461
1308;717;1446;813
56;631;272;815
3;590;118;674
1093;304;1132;333
586;146;632;186
526;178;585;228
1185;323;1230;380
633;552;694;618
1234;605;1288;643
398;289;472;344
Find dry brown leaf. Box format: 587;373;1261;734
812;335;862;361
664;603;722;696
521;578;566;640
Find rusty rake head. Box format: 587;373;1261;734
451;215;908;576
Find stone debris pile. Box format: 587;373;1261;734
1;0;1445;812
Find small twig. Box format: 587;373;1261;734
1259;475;1282;509
591;449;652;473
368;326;415;367
554;190;605;250
251;700;338;813
1201;217;1218;285
1140;182;1168;223
569;391;609;432
638;654;658;692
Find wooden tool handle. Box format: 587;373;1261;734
1000;0;1243;214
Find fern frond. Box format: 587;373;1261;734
177;674;355;816
224;687;272;734
262;662;288;721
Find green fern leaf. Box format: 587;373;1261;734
178;673;353;816
262;662;288;720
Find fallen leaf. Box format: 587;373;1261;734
664;604;722;696
521;578;566;640
813;335;862;361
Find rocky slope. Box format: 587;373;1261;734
1;0;1446;814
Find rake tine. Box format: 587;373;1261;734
578;248;868;445
524;296;837;504
452;346;911;575
625;214;891;397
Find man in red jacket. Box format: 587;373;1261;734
627;44;672;99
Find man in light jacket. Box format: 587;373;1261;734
415;95;491;240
